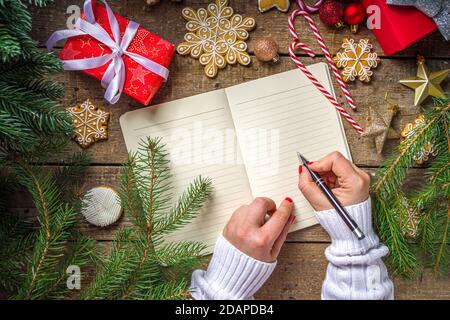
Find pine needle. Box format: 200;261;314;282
372;97;450;277
84;137;213;300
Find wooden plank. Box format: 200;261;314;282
31;0;450;58
80;242;450;299
44;57;449;166
21;0;450;300
256;243;450;299
6;166;426;242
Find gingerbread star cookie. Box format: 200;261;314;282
67;99;110;148
333;38;380;83
258;0;290;12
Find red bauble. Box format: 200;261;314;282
343;2;366;25
319;0;344;27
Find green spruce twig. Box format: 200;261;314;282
82;137;213;300
372;98;449;277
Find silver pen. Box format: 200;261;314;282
297;152;365;240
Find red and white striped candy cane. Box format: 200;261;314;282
288;0;364;134
295;0;323;12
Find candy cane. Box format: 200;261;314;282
289;1;364;134
295;0;323;12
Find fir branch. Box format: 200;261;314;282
0;0;69;157
86;137;212;300
155;241;205;266
374;192;417;275
42;236;99;300
135;137;173;225
143;279;191;300
54;151;91;204
118;138;166;299
17;164;54;299
0;214;34;293
373;104;450;195
28;0;55;7
155;176;213;234
433;205;449;274
121;154;146;229
0;24;21;61
12;162;79;299
0;51;62;80
80;229;139;300
372;98;449;276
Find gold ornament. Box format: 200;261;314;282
258;0;290;12
177;0;256;78
333;38;380;83
399;55;449;106
361;103;399;154
400;114;438;164
253;37;279;63
67;99;110;149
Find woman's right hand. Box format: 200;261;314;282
298;151;370;211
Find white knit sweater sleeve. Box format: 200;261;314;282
190;234;276;300
190;198;394;300
315;197;394;300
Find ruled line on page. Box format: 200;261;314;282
226;65;350;232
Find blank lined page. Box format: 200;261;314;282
225;63;351;231
120;90;252;252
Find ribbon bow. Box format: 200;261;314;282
387;0;450;41
47;0;170;104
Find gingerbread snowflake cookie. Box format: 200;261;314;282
67;99;110;148
333;38;380;83
177;0;256;78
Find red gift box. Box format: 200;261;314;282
362;0;437;56
59;2;174;105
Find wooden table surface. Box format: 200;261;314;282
25;0;449;299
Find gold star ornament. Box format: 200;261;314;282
361;103;399;154
399;55;449;106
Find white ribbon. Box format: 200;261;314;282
47;0;170;104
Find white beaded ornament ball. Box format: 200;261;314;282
81;187;122;227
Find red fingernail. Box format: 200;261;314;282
285;197;293;203
308;161;314;165
298;165;302;174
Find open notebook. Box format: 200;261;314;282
120;62;351;252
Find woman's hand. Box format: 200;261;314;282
298;151;370;211
223;197;295;262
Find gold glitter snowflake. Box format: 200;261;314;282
67;99;109;149
177;0;256;78
333;38;380;83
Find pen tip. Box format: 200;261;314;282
296;152;308;165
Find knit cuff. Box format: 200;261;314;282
315;198;380;255
191;234;276;300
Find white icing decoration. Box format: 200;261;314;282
81;187;122;227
